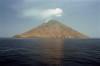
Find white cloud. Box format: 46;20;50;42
22;9;41;18
42;8;63;18
21;8;63;19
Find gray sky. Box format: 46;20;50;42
0;0;100;38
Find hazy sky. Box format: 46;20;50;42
0;0;100;38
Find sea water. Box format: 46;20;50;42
0;38;100;66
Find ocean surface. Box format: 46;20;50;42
0;38;100;66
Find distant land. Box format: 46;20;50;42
14;20;88;39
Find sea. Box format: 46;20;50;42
0;38;100;66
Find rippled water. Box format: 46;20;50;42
0;38;100;66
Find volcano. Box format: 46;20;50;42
14;20;88;39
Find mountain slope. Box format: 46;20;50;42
14;20;88;39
